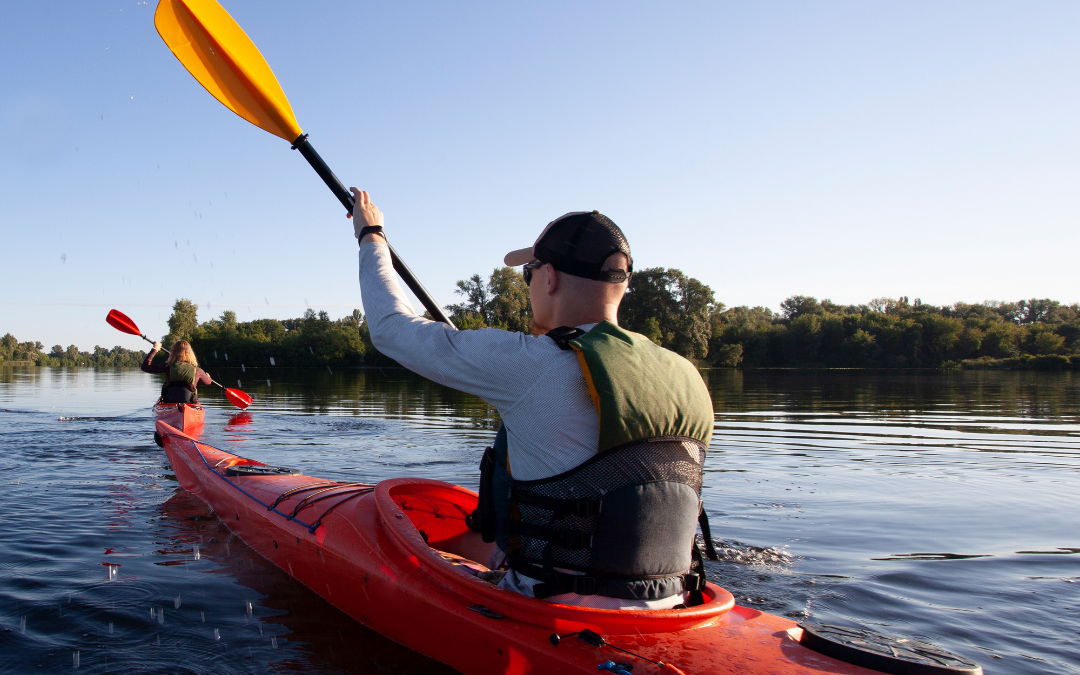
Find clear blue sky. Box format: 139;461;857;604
2;1;1078;350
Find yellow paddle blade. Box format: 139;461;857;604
155;0;302;142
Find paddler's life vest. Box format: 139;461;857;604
162;362;199;404
474;321;719;602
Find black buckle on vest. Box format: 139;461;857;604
574;498;602;517
573;576;598;595
682;571;706;592
545;326;587;350
557;530;592;550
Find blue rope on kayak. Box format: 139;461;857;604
164;433;374;535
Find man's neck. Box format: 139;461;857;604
536;308;619;335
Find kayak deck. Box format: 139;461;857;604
156;421;885;675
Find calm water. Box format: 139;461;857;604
0;366;1078;674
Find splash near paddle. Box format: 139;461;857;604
154;0;455;327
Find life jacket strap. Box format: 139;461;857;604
519;560;706;600
510;488;603;518
698;503;719;561
545;326;586;350
509;520;593;551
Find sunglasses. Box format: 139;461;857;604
522;261;544;286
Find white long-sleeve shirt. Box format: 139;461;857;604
359;241;598;480
358;241;686;609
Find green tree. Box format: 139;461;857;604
448;267;533;333
1032;328;1065;355
486;267;532;333
780;295;822;320
448;274;490;327
620;268;716;359
165;298;199;344
221;310;238;334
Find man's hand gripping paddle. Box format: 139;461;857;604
106;309;253;409
154;0;455;328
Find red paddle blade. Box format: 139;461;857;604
224;388;253;409
106;309;142;336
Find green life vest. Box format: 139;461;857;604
169;362;198;388
567;320;713;452
161;362;199;403
477;321;717;602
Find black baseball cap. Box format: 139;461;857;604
503;211;633;282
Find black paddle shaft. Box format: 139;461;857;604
291;134;456;328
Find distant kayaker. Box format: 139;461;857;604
142;340;212;404
351;189;714;611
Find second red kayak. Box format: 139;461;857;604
152;399;204;433
155;421;981;675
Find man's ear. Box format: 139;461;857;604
545;263;560;296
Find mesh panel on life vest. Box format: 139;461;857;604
508;436;705;573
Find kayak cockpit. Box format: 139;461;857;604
377;478;735;635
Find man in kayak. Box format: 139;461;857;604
142;340;212;403
351;189;714;610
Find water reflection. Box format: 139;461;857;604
157;490;456;674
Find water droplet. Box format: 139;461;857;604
327;366;332;374
73;651;79;668
237;380;242;388
193;544;200;560
174;595;181;610
241;364;245;372
269;357;275;366
213;628;220;640
266;379;271;387
245;601;253;616
157;607;164;625
224;353;229;361
271;636;278;649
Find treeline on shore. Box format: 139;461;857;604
447;267;1080;370
4;266;1079;371
0;334;146;368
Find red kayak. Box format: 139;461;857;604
156;421;981;675
152;399;205;433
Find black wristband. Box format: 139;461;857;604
358;225;385;244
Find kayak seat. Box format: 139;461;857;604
392;483;497;571
436;550;490;575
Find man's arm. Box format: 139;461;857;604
351;188;554;409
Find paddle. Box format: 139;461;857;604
106;309;253;409
154;0;456;328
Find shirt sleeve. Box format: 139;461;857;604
358;241;549;411
196;368;212;385
141;352;168;374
